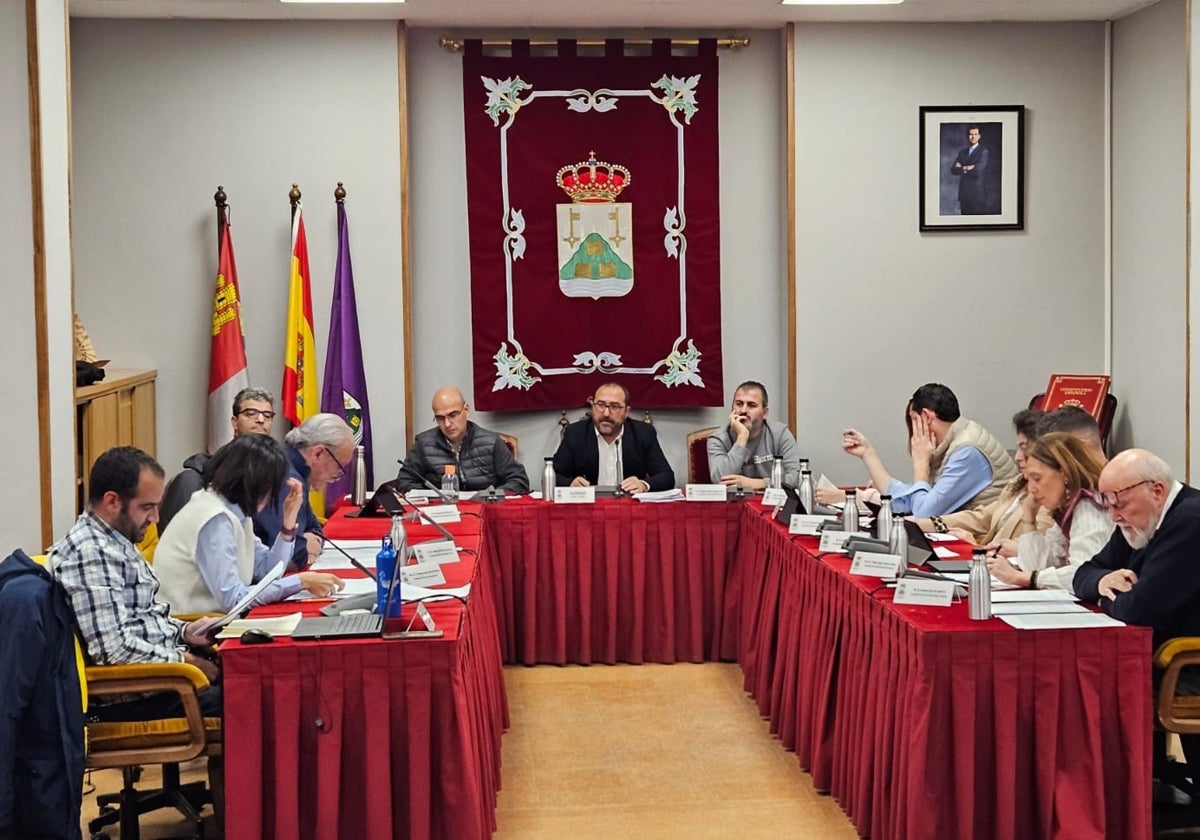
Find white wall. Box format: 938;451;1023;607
793;22;1109;485
70;19;405;482
407;29;788;479
1111;0;1187;474
0;2;45;553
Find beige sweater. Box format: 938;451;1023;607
929;417;1019;509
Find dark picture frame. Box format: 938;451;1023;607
919;105;1025;232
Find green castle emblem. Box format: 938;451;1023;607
559;233;633;281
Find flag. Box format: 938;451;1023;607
321;200;374;514
282;204;318;427
207;219;250;453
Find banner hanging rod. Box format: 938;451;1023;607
439;36;750;52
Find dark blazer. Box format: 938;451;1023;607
1073;484;1200;650
553;417;675;492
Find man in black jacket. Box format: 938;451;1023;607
552;382;675;493
1073;448;1200;780
398;387;530;493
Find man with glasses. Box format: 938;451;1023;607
707;380;801;490
1073;449;1200;788
253;413;355;570
397;386;530;493
159;387;278;534
552;382;675;493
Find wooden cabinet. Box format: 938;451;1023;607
76;368;157;511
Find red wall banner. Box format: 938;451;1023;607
462;39;724;411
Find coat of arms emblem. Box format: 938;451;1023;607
555;152;633;300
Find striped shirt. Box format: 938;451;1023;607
50;512;185;665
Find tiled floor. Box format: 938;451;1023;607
80;663;857;838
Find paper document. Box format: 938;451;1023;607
932;546;960;559
636;489;685;503
999;612;1125;630
991;601;1090;616
216;612;304;639
310;543;380;571
327;578;377;598
402;581;472;602
214;561;285;627
991;589;1080;603
924;532;957;543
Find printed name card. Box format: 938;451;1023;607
554;486;596;504
761;488;787;507
416;601;437;632
412;540;459;566
893;577;956;607
685;484;728;502
848;551;904;578
817;530;871;554
421;504;462;524
789;514;833;536
400;562;447;587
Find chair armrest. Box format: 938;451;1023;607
1154;637;1200;733
85;662;210;693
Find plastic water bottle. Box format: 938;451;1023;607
968;548;991;620
843;489;859;534
441;464;459;503
352;445;367;506
890;517;909;577
375;536;398;617
798;469;814;514
875;494;894;541
769;457;784;490
541;457;556;501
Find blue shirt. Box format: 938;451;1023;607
887;446;993;517
196;497;302;611
252;444;324;569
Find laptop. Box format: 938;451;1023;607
344;481;406;518
292;553;401;640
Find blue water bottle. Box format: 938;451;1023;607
375;535;398;617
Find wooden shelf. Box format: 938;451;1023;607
76;368;157;512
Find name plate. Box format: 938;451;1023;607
412;540;459;565
554;486;596;504
761;488;787;507
421;504;462;524
893;577;956;607
416;601;437;631
789;514;833;536
400;562;447;587
848;551;903;578
818;530;871;554
685;484;728;502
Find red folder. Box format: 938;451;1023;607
1040;374;1111;420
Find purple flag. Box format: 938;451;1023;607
321;199;373;514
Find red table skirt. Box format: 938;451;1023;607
735;509;1153;840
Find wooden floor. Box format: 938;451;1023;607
78;663;859;838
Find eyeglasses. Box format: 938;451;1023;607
1082;479;1153;510
237;408;276;421
592;401;627;413
322;446;347;480
434;409;464;425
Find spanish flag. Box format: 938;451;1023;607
207;218;250;453
282;204;318;427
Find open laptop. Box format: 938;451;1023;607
292;553;401;640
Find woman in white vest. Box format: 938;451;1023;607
155;434;345;615
986;432;1112;594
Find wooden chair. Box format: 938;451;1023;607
686;426;719;484
1029;391;1118;453
1150;637;1200;831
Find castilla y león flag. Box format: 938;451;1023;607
461;39;724;410
207;219;250;453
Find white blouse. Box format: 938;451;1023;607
1014;497;1114;594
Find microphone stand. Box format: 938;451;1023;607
396;459;454;505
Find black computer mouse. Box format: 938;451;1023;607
239;628;275;645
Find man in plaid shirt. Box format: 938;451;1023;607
51;446;222;720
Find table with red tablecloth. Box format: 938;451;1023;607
221;513;507;840
735;508;1154;840
220;495;1155;840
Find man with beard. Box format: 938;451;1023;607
707;380;801;490
1073;448;1200;779
552;382;675;493
51;446;222;720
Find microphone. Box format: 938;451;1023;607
322;535;378;582
396;458;454;504
392;486;459;545
318;536;380;616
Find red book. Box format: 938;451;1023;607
1040;374;1111;420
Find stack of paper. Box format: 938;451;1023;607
216;612;304;639
634;489;685;503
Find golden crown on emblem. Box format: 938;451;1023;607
555;151;631;204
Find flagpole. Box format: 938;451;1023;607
214;185;228;251
335;181;346;205
290;183;301;223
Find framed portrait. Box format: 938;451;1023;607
919;105;1024;232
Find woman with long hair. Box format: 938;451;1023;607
154;434;344;614
987;432;1112;593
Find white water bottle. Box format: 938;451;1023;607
541;457;556;501
441;464;459;503
968;549;991;620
